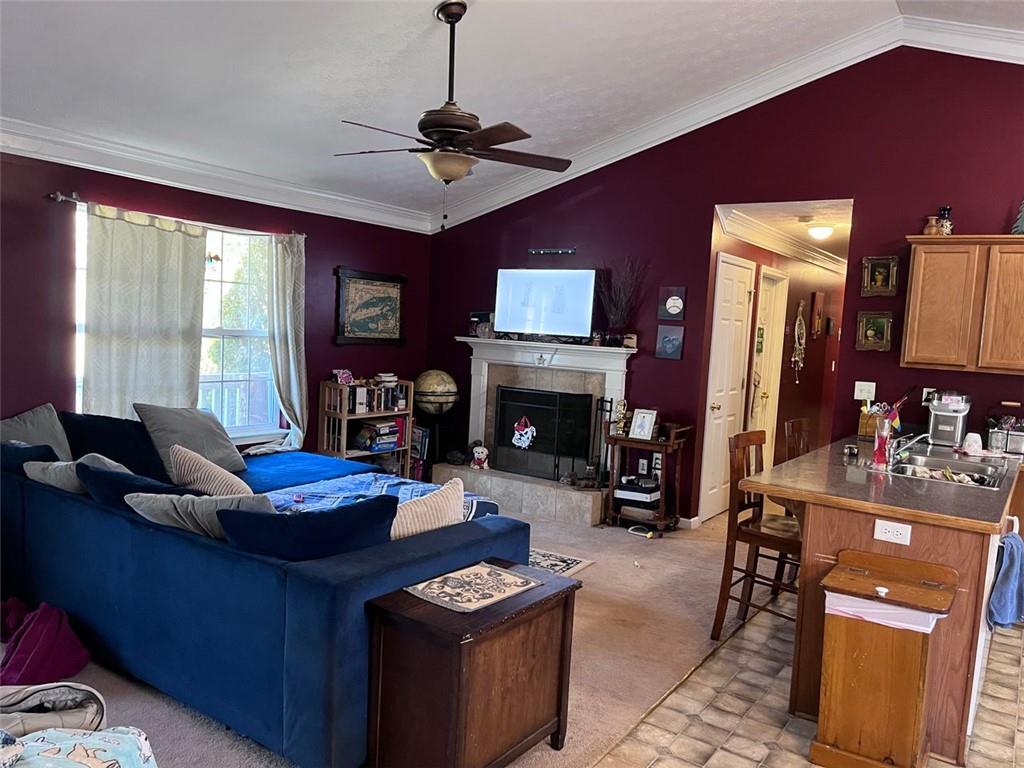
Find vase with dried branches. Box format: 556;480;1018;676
597;257;648;345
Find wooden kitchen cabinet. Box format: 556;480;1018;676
978;244;1024;372
901;235;1024;375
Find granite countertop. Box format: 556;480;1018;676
740;438;1022;534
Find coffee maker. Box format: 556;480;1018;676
928;391;971;447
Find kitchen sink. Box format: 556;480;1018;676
867;446;1011;490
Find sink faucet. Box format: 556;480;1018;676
886;433;932;468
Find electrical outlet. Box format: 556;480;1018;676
638;458;649;475
652;454;662;471
874;519;912;546
922;387;936;405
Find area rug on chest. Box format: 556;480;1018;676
67;515;732;768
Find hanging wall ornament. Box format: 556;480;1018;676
791;299;807;384
512;416;537;450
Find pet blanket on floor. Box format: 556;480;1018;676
8;726;155;767
0;683;106;737
0;604;89;685
265;472;499;519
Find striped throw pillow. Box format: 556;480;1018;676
391;478;465;540
170;444;252;497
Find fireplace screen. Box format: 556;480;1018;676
493;386;593;480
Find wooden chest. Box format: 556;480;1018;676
367;560;581;768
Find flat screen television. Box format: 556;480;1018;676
493;269;595;338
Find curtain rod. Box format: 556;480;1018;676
47;191;306;237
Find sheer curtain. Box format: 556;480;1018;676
84;204;207;418
259;233;308;451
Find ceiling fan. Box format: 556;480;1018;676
334;0;571;185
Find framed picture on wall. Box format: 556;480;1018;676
861;256;898;297
655;325;685;359
810;291;825;338
855;311;893;351
657;286;686;320
334;267;406;345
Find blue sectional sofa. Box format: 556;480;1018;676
1;460;531;768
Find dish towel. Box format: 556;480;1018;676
988;531;1024;629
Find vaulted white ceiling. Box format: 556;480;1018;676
2;1;1022;233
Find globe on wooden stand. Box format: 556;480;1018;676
413;370;460;463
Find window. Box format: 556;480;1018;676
74;209;283;439
199;230;282;437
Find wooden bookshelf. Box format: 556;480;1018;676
318;379;415;478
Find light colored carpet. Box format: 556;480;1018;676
71;514;736;768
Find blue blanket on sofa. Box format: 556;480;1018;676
235;452;378;493
266;472;499;519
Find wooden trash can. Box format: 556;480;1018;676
810;550;958;768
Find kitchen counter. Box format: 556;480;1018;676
740;437;1020;534
738;437;1021;765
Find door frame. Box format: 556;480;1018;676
697;252;757;522
747;265;789;468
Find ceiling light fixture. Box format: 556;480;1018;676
418;150;479;183
807;225;834;240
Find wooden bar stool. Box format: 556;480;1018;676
711;430;802;640
783;417;811;462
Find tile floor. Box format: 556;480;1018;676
595;593;1024;768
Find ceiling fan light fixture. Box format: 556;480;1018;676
807;225;834;240
418;150;478;182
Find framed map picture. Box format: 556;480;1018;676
334;267;406;345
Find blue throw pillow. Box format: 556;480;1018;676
76;463;191;512
218;495;399;561
1;442;58;477
59;411;170;482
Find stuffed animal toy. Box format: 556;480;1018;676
469;443;490;470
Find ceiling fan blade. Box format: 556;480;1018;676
465;147;571;172
332;148;427;157
453;122;531;149
341;120;434;147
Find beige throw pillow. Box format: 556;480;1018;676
24;453;131;494
125;492;275;539
170;444;252;496
391;478;465;540
0;403;73;461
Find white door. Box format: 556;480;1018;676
699;253;756;522
747;267;789;469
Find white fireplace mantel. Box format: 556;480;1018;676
456;336;636;443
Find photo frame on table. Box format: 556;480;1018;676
628;409;658;441
655;325;684;360
334;267;406;345
861;256;898;297
855;311;893;351
657;286;686;320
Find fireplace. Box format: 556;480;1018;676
492;386;593;481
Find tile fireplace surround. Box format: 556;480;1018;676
451;336;638;526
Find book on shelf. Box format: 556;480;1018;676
344;381;410;415
352;416;406;452
410;426;430;460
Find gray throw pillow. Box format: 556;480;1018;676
24;453;131;494
124;492;275;539
0;403;73;461
133;403;246;475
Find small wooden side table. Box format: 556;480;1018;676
603;424;692;535
367;560;582;768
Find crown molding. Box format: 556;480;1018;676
3;13;1021;236
0;118;434;234
716;205;849;275
437;15;1024;231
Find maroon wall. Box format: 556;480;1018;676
427;47;1024;515
0;154;431;449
